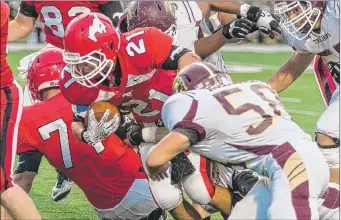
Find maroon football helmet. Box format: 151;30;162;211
173;62;231;93
126;1;177;38
274;1;326;40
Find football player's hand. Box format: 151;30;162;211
242;5;281;39
231;169;259;206
127;124;144;146
222;18;254;40
256;10;281;39
82;109;120;146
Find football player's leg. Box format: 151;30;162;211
315;86;339;183
94;172;159;220
182;152;232;217
266;140;329;219
0;81;23;188
139;143;201;220
51;170;73;202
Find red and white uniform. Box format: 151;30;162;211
17;94;158;218
0;1;23;192
60;27;215;210
22;1;109;48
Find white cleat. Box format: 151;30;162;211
51;172;73;202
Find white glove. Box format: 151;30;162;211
82;109;121;146
17;52;39;80
256;10;281;39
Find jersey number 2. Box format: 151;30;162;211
38;118;105;169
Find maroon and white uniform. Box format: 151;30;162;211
162;80;330;219
278;0;340;167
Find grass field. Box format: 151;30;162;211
7;50;325;220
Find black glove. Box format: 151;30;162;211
244;6;281;39
115;115;134;140
222;18;254;40
231;169;259;206
127;124;144;146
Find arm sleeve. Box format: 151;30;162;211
173;127;200;145
161;45;192;70
98;1;123;27
19;1;38;18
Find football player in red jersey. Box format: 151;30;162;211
13;48;165;220
59;12;200;142
0;1;41;219
8;1;122;48
8;0;123;201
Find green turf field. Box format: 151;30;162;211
7;50;325;220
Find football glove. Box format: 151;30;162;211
222;18;254;40
231;169;259;206
241;5;282;39
81;109;120;146
127;124;144;146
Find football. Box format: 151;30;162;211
84;101;120;126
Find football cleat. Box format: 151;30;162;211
51;171;73;202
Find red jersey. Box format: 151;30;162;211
23;1;108;48
0;1;13;88
17;93;142;209
60;27;174;115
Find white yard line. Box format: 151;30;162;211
287;109;321;116
280;97;302;103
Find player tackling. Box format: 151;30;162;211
146;62;330;219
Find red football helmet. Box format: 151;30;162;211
63;12;120;88
274;1;326;40
126;1;177;39
27;48;65;102
172;62;231;93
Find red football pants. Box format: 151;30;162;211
0;81;23;192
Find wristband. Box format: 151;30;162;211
142;127;158;143
240;4;251;18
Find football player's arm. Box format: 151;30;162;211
145;28;200;71
8;1;37;42
98;1;123;27
146;131;195;177
267;52;315;93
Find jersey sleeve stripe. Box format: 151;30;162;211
173;99;206;140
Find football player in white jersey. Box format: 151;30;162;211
146;62;330;219
267;0;340;183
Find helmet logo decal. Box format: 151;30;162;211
88;14;107;42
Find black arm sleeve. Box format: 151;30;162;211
19;1;38;18
161;45;192;70
99;1;123;27
14;151;43;174
173;127;200;145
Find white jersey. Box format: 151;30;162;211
284;0;340;64
162;81;311;166
170;1;229;75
